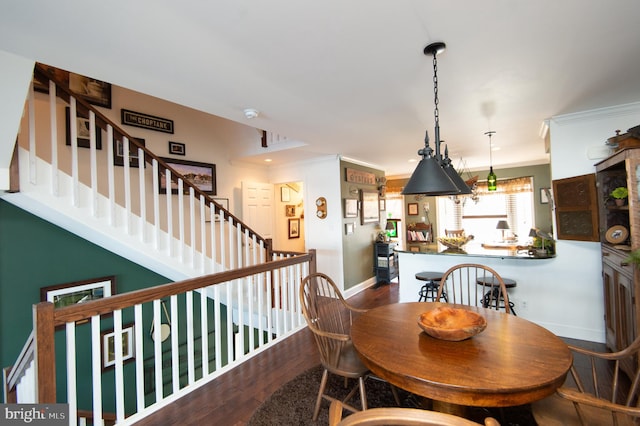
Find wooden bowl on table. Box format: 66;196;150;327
418;306;487;341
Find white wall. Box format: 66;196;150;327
15;70;272;233
0;51;34;189
546;101;640;341
269;156;345;289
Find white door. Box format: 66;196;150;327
241;181;274;239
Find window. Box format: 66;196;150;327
438;177;534;243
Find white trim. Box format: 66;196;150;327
552;101;640;124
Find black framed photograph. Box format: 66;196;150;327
114;137;145;167
344;198;358;218
288;218;300;239
65;107;102;149
211;197;229;222
169;141;186;156
35;64;112;108
360;190;379;225
408;203;419;215
159;157;216;195
41;275;116;308
68;72;112;109
101;324;135;369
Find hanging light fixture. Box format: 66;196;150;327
485;131;497;191
403;42;469;196
442;144;472;195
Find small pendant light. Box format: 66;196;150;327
485;131;497;191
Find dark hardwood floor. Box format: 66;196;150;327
134;280;398;426
133;280;607;425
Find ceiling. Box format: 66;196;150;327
2;1;640;178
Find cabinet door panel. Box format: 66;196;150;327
617;273;636;350
602;262;617;350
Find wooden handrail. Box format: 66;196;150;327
5;331;34;393
51;251;315;326
34;301;56;403
32;63;269;248
27;248;315;406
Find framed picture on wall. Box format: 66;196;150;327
101;324;135;369
540;187;550;204
408;203;419;215
360;190;379;225
35;64;112;108
65;107;103;149
345;223;354;235
41;276;116;329
344;198;358;218
211;197;229;222
114;137;145;167
288;218;300;239
285;205;296;217
281;186;291;202
41;276;116;308
159;157;216;195
168;141;186;156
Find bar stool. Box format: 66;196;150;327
476;277;517;315
416;271;447;302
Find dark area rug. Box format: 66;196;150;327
247;365;538;425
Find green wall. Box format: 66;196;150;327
340;160;385;290
0;199;169;401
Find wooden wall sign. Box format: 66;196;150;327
345;168;376;185
121;109;174;134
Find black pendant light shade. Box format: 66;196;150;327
442;146;472;195
402;131;459;195
402;41;466;196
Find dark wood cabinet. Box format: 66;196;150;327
553;173;599;242
596;148;640;377
602;247;636;356
374;242;398;286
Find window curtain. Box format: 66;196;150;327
476;176;533;195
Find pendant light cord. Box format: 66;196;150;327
432;49;442;162
485;131;495;168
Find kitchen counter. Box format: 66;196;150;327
395;241;554;260
394;241;556;305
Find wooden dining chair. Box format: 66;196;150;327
300;273;399;421
532;335;640;426
436;264;512;314
329;401;501;426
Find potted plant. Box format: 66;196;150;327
611;187;629;206
625;249;640;266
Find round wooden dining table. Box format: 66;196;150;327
351;302;572;411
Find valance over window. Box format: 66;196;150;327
476;176;533;195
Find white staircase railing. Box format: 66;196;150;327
5;63;274;282
2;64;315;425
